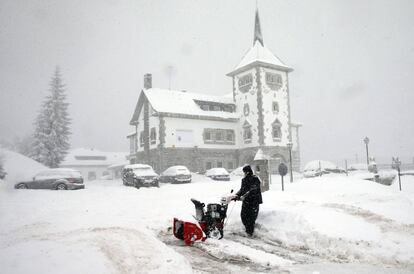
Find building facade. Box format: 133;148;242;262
60;148;128;180
127;10;301;173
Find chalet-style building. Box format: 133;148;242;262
127;9;301;173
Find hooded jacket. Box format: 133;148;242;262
236;174;263;205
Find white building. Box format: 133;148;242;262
127;9;301;173
60;148;128;180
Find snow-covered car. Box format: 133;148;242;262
122;164;159;188
205;168;230;181
14;168;84;190
230;166;245;177
303;160;345;178
159;165;192;184
348;163;396;185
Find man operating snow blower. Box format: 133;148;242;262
233;165;263;237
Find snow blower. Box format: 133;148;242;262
173;191;236;246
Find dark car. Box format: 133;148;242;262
160;165;192;184
14;168;84;190
122;164;159;188
205;168;230;181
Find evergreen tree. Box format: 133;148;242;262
0;151;6;179
31;67;71;167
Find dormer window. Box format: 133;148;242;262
266;72;282;90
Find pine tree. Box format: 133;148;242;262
31;67;71;168
0;151;6;179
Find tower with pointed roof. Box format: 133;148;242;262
227;8;300;170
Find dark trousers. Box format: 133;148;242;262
240;203;259;235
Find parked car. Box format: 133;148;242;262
160;166;192;184
122;164;159;188
303;160;345;178
205;168;230;181
348;163;396;185
14;168;84;190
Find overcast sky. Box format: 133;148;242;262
1;0;413;166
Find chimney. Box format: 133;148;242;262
144;73;152;90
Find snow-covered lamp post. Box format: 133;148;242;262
363;137;370;166
287;142;293;183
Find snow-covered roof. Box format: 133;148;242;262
254;148;270;161
60;148;128;167
127;131;136;137
227;41;293;76
130;88;239;124
124;164;152;169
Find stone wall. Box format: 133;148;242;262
131;145;300;174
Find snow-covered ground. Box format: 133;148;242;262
0;152;413;273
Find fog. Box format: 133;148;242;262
1;0;413;166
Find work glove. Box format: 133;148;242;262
231;195;240;201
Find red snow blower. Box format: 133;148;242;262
173;191;236;246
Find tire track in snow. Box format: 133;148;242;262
226;232;321;264
323;203;414;235
159;229;290;273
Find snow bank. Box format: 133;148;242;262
1;169;413;272
0;148;48;190
304;160;339;171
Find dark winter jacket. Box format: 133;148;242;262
236;174;263;205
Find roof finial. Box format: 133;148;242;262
254;5;264;46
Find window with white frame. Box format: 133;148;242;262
272;119;282;141
243;120;252;143
226;130;234;142
129;136;135;154
150;127;156;144
204;130;211;141
238;73;253;93
272;101;279;113
140;131;144;147
203;129;235;144
266;72;282;90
